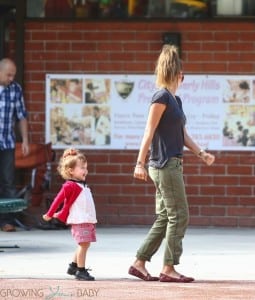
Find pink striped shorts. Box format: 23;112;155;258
71;223;96;244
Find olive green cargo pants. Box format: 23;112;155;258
136;158;189;266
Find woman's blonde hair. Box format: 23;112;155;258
155;44;182;88
57;148;87;180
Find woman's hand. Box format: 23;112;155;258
133;165;148;181
200;151;215;166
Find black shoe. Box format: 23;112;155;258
75;269;95;281
67;264;78;276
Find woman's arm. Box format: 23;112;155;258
184;127;215;166
134;103;166;181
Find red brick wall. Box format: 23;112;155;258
10;20;255;227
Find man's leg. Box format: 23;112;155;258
0;149;17;231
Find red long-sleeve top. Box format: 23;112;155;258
45;181;82;223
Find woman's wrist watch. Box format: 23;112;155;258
197;149;205;158
136;161;145;168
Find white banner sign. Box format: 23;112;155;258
46;74;255;151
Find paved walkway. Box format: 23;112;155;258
1;226;255;299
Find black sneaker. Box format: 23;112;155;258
67;264;78;276
75;269;95;281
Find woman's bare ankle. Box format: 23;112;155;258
133;259;148;274
161;265;175;275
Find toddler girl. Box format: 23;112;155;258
43;148;97;281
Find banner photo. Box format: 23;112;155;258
46;74;255;151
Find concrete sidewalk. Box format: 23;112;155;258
1;226;255;299
1;226;255;280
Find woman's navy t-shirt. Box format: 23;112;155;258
149;88;186;168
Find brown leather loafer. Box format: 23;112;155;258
159;273;194;283
128;266;159;281
1;224;16;232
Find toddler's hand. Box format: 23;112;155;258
42;214;52;221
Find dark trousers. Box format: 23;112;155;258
0;149;17;225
